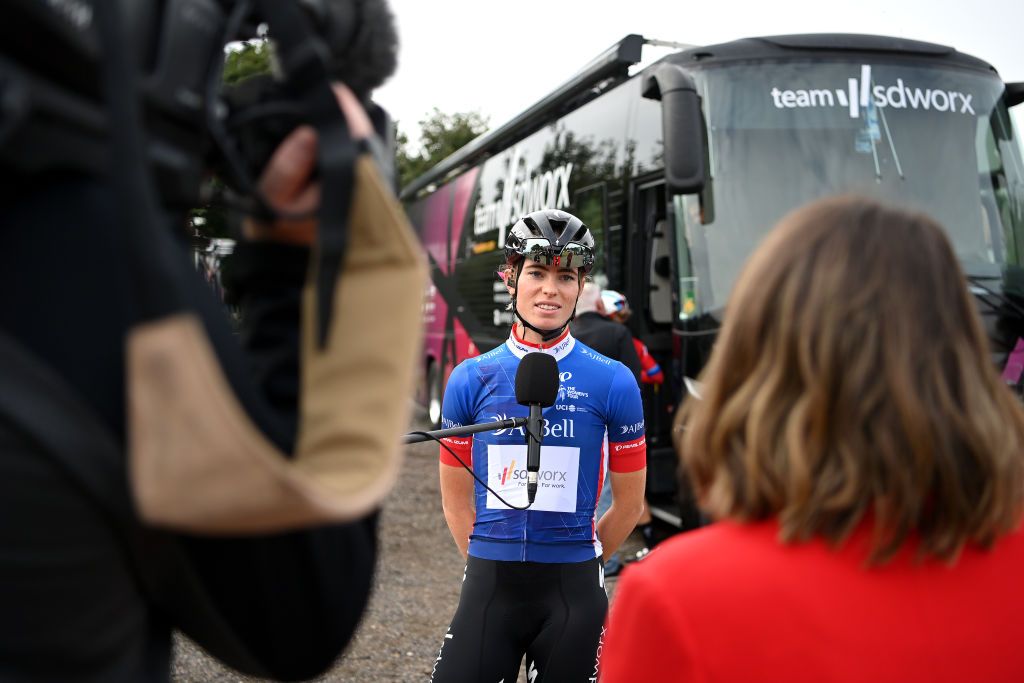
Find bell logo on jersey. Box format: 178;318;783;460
620;420;644;435
441;417;463;430
579;349;613;365
491;416;576;439
490;413;512;433
489;413;512;436
475;346;505;363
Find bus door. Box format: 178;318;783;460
629;178;678;497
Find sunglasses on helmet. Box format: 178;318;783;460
519;238;594;270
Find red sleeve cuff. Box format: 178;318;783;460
609;436;646;472
439;436;473;467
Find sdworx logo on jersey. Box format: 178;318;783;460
486;444;581;512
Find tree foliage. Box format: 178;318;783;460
223;40;273;86
396;108;489;190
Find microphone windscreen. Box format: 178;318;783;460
515;352;560;408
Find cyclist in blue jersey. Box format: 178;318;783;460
430;209;647;683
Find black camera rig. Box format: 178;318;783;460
0;0;397;211
0;0;398;349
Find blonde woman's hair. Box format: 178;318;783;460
676;196;1024;563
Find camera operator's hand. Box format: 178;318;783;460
243;84;374;245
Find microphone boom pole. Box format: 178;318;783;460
403;417;527;444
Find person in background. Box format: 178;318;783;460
601;289;663;385
601;196;1024;682
572;283;642;384
570;283;643;578
432;210;646;682
601;289;662;558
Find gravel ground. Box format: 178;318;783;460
172;417;647;682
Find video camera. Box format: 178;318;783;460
0;0;397;212
0;1;427;537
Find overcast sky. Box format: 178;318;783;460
374;0;1023;147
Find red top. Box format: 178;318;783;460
632;337;664;385
601;519;1024;682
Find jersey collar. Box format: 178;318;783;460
506;326;575;361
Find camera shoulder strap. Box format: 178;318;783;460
254;0;357;349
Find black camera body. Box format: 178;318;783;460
0;0;397;210
0;1;224;205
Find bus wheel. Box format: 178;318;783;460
427;362;442;428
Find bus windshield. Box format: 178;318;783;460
675;59;1024;316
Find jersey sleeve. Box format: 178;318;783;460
605;362;646;472
601;564;698;682
438;361;474;467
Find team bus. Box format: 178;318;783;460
402;33;1024;527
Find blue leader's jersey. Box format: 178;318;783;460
440;328;646;564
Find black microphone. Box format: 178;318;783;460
515;353;560;505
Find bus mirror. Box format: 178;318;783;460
642;64;706;195
1006;82;1024;108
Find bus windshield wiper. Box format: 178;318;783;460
875;92;904;180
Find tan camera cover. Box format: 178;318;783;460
128;156;426;533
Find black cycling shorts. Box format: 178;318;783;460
430;555;608;683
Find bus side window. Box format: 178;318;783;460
650;219;672;324
574;183;608;275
